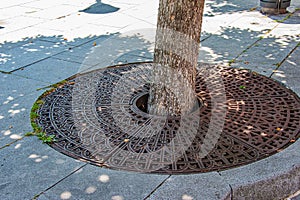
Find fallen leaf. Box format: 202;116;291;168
93;42;97;46
124;139;130;143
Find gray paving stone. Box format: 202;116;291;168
0;0;36;9
0;136;85;200
149;172;231;200
52;35;112;63
0;91;43;148
35;194;51;200
0;72;47;104
0;6;41;21
220;140;300;200
228;11;277;32
13;57;81;84
231;35;300;76
38;34;98;47
204;0;258;16
0;37;36;51
110;51;153;66
272;75;300;96
0;15;45;35
43;164;168;200
272;47;300;96
0;40;69;72
53;51;87;64
78;34;154;71
198;26;261;63
25;4;79;20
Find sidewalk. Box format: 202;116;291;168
0;0;300;199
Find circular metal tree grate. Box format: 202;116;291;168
32;63;300;174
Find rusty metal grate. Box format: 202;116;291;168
33;63;300;174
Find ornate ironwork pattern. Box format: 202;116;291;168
34;63;300;174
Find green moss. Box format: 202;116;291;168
275;13;293;23
30;112;39;119
37;132;56;143
25;132;35;137
51;80;68;89
228;59;235;66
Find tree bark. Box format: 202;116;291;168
148;0;205;116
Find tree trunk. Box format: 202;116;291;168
148;0;205;116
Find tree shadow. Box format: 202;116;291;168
79;0;120;14
205;0;258;16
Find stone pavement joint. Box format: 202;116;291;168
32;164;88;200
270;41;300;77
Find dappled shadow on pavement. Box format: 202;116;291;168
205;0;258;16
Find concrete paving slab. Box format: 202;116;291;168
52;34;114;67
228;11;278;32
42;164;168;200
110;53;153;66
272;47;300;95
148;172;231;200
270;23;300;37
25;4;79;20
0;36;37;51
35;16;91;33
0;91;44;147
21;0;94;9
0;0;36;9
119;21;157;33
0;6;41;20
0;15;46;35
198;26;261;63
89;12;143;29
219;140;300;200
0;40;69;72
0;72;47;104
231;35;300;76
71;0;116;8
53;51;86;64
201;12;245;34
13;57;81;84
64;23;121;39
204;0;258;16
122;1;158;25
78;34;154;70
0;136;85;200
37;33;97;47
